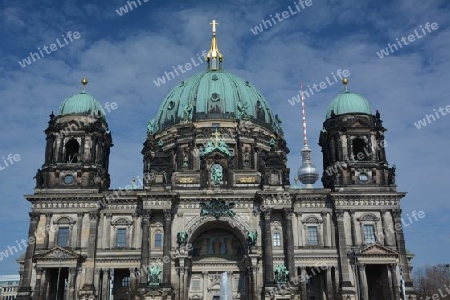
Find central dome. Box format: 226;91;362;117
153;69;276;132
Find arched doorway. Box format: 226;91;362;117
187;225;248;300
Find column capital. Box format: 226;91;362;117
392;209;402;219
69;267;78;275
283;208;293;219
321;211;329;218
335;210;345;219
163;209;173;221
105;213;113;219
380;209;387;215
202;271;208;276
139;209;152;220
358;263;366;270
94;268;101;275
45;212;53;218
349;209;356;216
36;267;44;276
263;208;272;220
77;212;85;218
89;211;99;221
29;212;40;222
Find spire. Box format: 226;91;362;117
297;82;319;188
206;20;223;70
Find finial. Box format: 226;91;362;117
81;78;88;93
210;20;218;36
342;77;348;92
207;20;223;70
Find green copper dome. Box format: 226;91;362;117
325;91;372;119
152;70;277;132
58;91;105;119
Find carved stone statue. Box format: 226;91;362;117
247;231;258;247
274;264;289;283
183;103;193;120
148;265;162;285
211;164;223;185
237;101;249;120
177;231;188;245
147;118;155;134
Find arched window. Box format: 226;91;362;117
65;139;79;163
353;138;368;161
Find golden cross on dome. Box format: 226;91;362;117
210;20;218;35
212;129;221;145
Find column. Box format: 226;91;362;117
76;212;84;249
80;211;99;295
139;210;151;287
390;264;400;300
382;210;395;247
392;210;412;283
94;269;101;298
335;210;352;287
43;212;53;249
32;268;44;300
321;211;329;248
105;213;112;249
326;267;334;300
202;272;208;300
129;268;138;297
163;210;172;285
263;209;274;283
179;260;185;300
131;212;138;249
101;269;109;300
330;214;336;248
283;209;295;279
300;267;307;300
296;212;303;247
17;212;40;299
386;265;395;300
67;267;77;300
183;265;189;300
349;210;357;246
358;264;369;300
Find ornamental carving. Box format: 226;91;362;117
199;198;235;219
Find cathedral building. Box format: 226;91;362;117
17;21;416;300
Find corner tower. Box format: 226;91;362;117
36;78;113;191
319;78;392;190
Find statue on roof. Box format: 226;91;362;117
237;101;249;120
183;103;193;120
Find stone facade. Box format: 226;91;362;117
15;101;417;299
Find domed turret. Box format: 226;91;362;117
325;78;372;119
58;78;106;120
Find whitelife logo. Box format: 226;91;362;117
376;22;439;58
18;31;81;68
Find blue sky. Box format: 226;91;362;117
0;0;449;274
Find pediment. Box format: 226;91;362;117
360;243;398;255
34;246;84;261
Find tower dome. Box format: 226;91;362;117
152;70;276;132
58;78;106;119
149;20;279;134
325;78;372;119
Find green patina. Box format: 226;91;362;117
326;91;372;119
58;91;106;120
153;70;276;132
